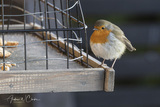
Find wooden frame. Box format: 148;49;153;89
0;24;115;94
0;68;110;94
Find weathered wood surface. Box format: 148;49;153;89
31;23;113;69
0;24;32;30
1;23;114;69
104;68;115;92
0;68;109;94
0;24;115;93
0;33;84;70
30;23;115;92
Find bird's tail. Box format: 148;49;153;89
124;37;136;52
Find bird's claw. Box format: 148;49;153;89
98;63;108;68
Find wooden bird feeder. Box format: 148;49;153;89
0;0;115;94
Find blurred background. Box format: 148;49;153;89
1;0;160;107
76;0;160;107
75;0;160;107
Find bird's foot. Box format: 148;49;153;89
98;63;108;68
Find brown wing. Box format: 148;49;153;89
111;23;136;52
122;36;136;51
95;19;136;51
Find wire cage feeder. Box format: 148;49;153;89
0;0;114;94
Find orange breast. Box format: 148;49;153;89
90;29;111;44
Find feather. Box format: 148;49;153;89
95;19;136;52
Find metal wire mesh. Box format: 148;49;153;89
0;0;88;70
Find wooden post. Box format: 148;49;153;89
104;67;115;92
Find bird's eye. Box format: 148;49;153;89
102;27;105;29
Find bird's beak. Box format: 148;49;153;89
93;28;98;31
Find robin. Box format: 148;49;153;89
90;19;136;68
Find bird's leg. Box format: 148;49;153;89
111;58;117;68
98;59;107;67
101;59;105;65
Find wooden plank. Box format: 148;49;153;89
0;68;106;94
104;68;115;92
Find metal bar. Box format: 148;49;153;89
75;0;83;64
24;0;27;70
0;56;84;65
1;19;24;24
0;38;81;48
66;0;69;69
1;0;5;71
78;0;88;67
84;27;88;67
46;0;51;42
7;0;13;30
33;0;36;27
0;1;86;27
44;0;48;69
60;0;66;53
68;1;75;58
0;27;84;33
53;0;59;49
40;0;85;27
38;0;45;39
